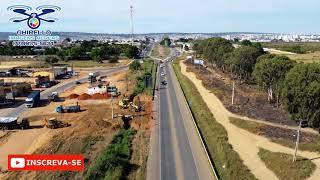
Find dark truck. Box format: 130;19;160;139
0;117;30;130
25;91;41;108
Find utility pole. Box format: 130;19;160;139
111;95;114;119
126;73;129;92
130;3;134;44
293;120;302;162
232;80;235;106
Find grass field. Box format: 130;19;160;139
286;51;320;63
150;45;171;58
0;60;43;69
262;42;320;53
230;117;320;153
262;42;320;63
0;59;130;69
258;148;316;180
172;56;256;179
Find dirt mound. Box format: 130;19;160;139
103;93;112;99
91;93;105;100
68;94;79;99
78;93;91;100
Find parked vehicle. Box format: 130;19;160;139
48;92;59;102
25;91;40;108
56;104;81;113
107;86;120;97
0;98;14;106
40;83;51;88
0;117;30;130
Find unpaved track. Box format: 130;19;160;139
180;60;320;180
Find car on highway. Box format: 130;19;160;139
161;80;167;85
161;72;166;76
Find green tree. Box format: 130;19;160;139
282;63;320;127
227;46;262;80
202;37;234;69
45;56;59;65
240;40;253;46
90;48;103;63
129;60;141;71
253;55;296;104
125;46;139;59
160;37;171;46
56;49;67;61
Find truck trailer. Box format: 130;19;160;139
0;117;30;130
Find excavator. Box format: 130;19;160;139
118;98;145;112
43;118;71;129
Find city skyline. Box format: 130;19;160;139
0;0;319;34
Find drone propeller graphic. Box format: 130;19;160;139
8;5;60;29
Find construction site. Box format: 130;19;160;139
0;66;154;179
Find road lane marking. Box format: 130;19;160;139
165;65;185;180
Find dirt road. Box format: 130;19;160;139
180;60;320;180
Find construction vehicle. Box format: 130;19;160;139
0;117;30;130
119;98;130;109
43;118;70;129
119;98;145;112
25;90;40;108
107;86;121;97
56;103;80;113
48;92;59;102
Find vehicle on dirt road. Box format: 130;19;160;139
56;104;81;113
0;117;30;130
48;92;59;102
25;91;41;108
43;118;71;129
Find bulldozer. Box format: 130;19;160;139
43;118;71;129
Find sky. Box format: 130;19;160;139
0;0;319;34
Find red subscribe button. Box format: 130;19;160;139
8;154;84;171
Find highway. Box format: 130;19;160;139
148;49;215;180
2;66;128;117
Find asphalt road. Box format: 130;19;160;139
148;49;215;180
2;66;128;117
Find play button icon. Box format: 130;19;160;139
10;158;25;168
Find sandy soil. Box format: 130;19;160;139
0;68;152;179
180;60;320;180
0;61;35;69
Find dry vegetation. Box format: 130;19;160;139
259;148;316;180
185;61;295;126
230;117;320;153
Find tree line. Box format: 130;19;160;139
0;40;140;63
194;38;320;127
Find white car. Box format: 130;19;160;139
161;72;166;76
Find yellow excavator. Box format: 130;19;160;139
43;118;71;129
118;98;145;112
